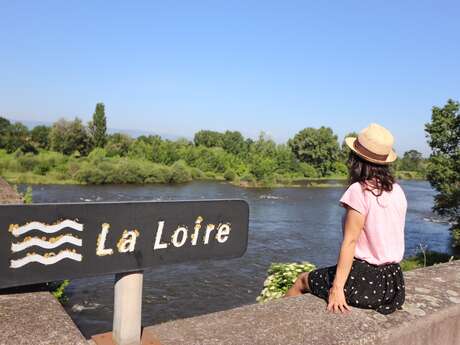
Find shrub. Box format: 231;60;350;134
48;280;70;303
110;159;145;184
204;171;217;179
87;147;108;162
400;250;458;271
169;160;192;183
17;154;38;172
75;163;106;184
298;162;318;178
22;186;33;204
144;165;172;184
33;163;50;175
223;169;236;181
240;173;255;183
332;161;348;176
249;156;276;181
190;167;205;180
257;262;316;303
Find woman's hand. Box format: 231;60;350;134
327;285;351;314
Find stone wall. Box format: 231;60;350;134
0;177;22;204
0;260;458;344
0;292;88;345
145;260;460;345
0;178;87;345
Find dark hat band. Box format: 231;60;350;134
353;139;389;161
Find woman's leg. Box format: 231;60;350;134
285;272;310;297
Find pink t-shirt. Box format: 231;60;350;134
339;182;407;265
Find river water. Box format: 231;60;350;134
25;180;454;338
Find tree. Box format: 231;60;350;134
30;125;51;149
245;132;278;181
194;130;223;148
288;127;340;176
3;122;30;153
49;118;91;155
222;130;246;155
339;131;359;162
425;99;460;246
274;144;299;175
105;133;133;157
0;117;11;148
89;102;108;148
399;150;424;172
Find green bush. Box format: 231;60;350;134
395;170;424;180
48;280;70;303
332;161;348;176
144;165;172;184
257;262;316;303
75;163;107;184
298;162;318;178
33;162;50;175
204;171;217;179
87;147;108;161
17;154;39;172
223;169;236;181
190;167;205;180
22;186;33;204
240;173;255;183
400;250;458;271
169;160;192;183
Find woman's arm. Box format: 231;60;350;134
327;206;365;313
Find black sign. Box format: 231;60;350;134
0;200;249;289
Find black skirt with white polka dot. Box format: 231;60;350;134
308;258;405;314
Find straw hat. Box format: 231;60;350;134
345;123;397;165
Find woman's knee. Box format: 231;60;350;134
297;272;310;292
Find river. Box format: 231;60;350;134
23;180;455;338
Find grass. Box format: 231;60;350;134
395;170;426;180
2;171;79;185
400;250;458;271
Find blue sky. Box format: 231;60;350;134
1;1;459;155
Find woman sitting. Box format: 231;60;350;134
286;123;407;315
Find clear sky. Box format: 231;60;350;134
1;1;459;155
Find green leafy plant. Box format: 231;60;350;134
48;280;70;303
400;250;458;271
257;262;316;303
425;99;460;246
22;186;33;204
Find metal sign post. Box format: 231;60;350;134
0;200;249;345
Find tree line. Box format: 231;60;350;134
0;103;426;186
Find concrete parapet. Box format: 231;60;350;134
0;291;87;345
145;260;460;345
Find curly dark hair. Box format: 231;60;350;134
347;151;395;196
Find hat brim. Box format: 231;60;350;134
345;137;397;165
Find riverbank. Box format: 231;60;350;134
2;171;424;189
0;149;425;189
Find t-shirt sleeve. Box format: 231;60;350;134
339;182;368;215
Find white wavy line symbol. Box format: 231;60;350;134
11;235;83;252
10;251;83;268
11;220;84;237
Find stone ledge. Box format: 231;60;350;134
0;291;87;345
145;260;460;345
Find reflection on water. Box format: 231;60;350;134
25;180;454;338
